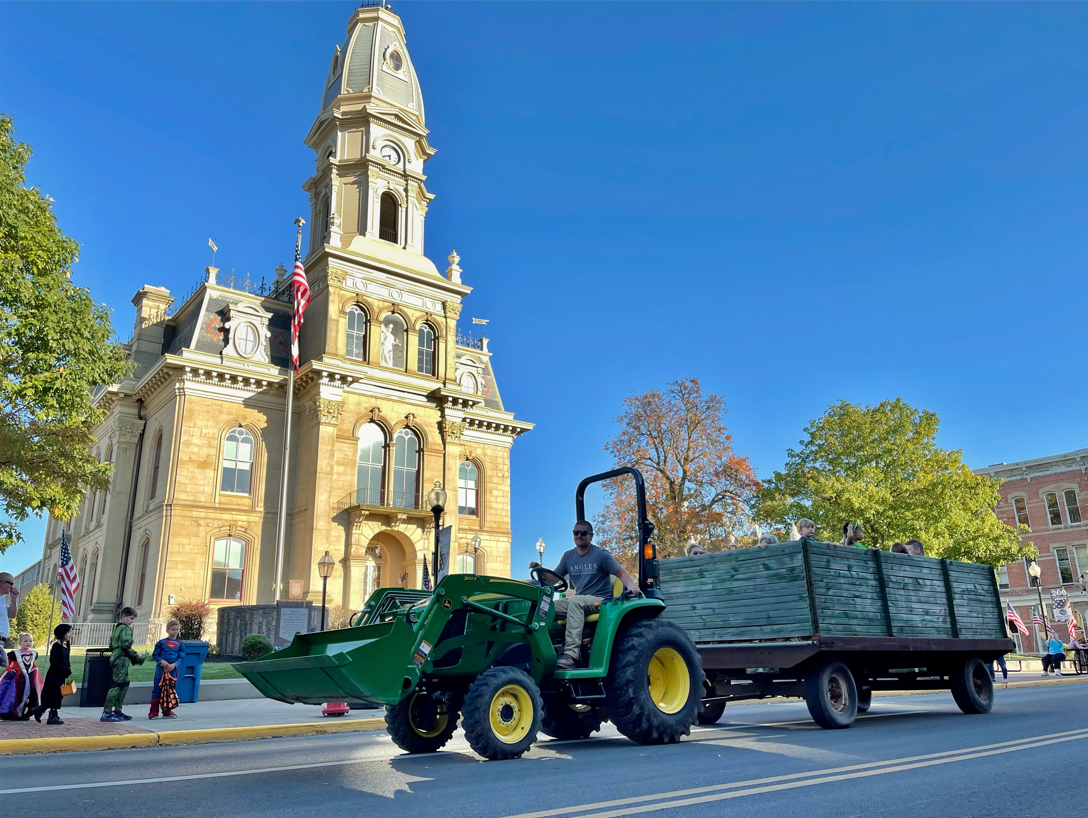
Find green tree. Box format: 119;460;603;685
0;116;130;552
755;399;1027;567
13;583;63;647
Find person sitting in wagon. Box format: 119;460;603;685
529;521;641;670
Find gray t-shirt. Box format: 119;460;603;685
553;546;622;599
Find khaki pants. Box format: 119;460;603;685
554;595;602;661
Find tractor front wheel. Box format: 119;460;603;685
386;690;460;754
541;701;605;740
462;667;543;760
605;619;702;744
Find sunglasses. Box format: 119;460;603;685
572;530;591;537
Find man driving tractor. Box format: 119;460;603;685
529;520;641;669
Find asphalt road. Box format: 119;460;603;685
4;685;1086;818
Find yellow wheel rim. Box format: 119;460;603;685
489;684;534;744
408;693;448;738
647;647;690;714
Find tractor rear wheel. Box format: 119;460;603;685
386;690;460;753
462;667;543;760
605;619;702;744
541;701;605;740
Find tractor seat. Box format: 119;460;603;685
554;576;624;626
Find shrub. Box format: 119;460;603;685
241;634;274;660
13;584;62;647
328;604;356;629
169;599;212;640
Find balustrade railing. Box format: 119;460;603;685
336;487;421;512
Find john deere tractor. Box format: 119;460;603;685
234;468;703;760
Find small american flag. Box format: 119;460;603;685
1006;603;1029;636
289;241;311;372
58;530;80;620
1068;615;1079;639
421;557;432;592
1032;607;1045;627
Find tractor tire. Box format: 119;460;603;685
462;667;543;760
697;699;727;725
540;702;605;740
950;656;994;715
605;619;702;745
385;690;460;754
804;660;857;729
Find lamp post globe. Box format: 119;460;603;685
536;538;545;560
427;481;447;585
471;534;482;573
317;550;336;630
1027;558;1048;638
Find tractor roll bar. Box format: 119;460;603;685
575;467;662;600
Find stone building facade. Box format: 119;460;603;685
975;448;1088;653
39;4;532;634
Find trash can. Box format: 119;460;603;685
80;648;113;708
177;641;210;703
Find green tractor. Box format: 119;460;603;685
234;468;703;760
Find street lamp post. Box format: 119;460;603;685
536;538;546;564
1028;559;1047;647
317;550;336;631
427;481;447;585
470;533;482;573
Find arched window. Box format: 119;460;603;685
356;423;386;506
221;428;255;495
458;461;478;516
417;323;436;376
379;192;398;243
346;306;367;360
379;314;406;369
457;553;476;574
76;553;88;616
391;429;419;509
85;550;99;616
149;432;163;500
211;536;246;601
136;538;150;607
321;196;331;239
100;445;113;517
87;489;96;524
459;372;478;395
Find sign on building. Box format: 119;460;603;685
1050;587;1071;621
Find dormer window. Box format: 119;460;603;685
379;192;398;243
387;48;403;73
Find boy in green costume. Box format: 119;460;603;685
101;607;145;722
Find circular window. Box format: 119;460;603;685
234;322;259;358
388;49;403;72
380;144;401;164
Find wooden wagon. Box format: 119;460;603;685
659;539;1014;728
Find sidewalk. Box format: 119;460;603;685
0;698;386;755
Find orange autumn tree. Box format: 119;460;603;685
594;378;760;569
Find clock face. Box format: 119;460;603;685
380;144;401;164
388;49;403;72
234;322;259;357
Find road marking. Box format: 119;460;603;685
501;727;1088;818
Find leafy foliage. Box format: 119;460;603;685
169;599;212;641
0;116;130;553
13;583;62;647
755;399;1027;566
595;378;760;567
241;634;275;660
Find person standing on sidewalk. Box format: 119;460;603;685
0;571;18;650
34;624;73;725
149;619;185;719
101;607;145;722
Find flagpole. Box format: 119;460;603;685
273;219;304;602
45;561;59;652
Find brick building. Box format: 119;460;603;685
975;448;1088;653
38;4;532;637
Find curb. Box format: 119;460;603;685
0;717;387;756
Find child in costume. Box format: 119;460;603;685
34;623;73;725
101;607;145;722
149;619;185;719
0;633;42;720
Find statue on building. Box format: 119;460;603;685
380;321;400;367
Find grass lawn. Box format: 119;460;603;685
35;647;243;683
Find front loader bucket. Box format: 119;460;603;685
233;618;418;706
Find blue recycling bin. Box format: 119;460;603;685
178;641;210;703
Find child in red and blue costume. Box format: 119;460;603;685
149;619;185;719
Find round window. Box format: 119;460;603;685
234;322;259;358
388;49;403;72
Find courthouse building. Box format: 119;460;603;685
976;448;1088;653
39;4;532;634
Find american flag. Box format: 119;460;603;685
1032;607;1045;627
1068;614;1079;639
58;530;80;620
289;241;311;373
1006;603;1029;636
421;557;432;592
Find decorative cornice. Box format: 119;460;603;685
440;420;466;444
444;301;462;319
116;418;146;444
306;398;346;426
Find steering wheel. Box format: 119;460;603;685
531;566;568;593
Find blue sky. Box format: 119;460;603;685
2;1;1086;576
